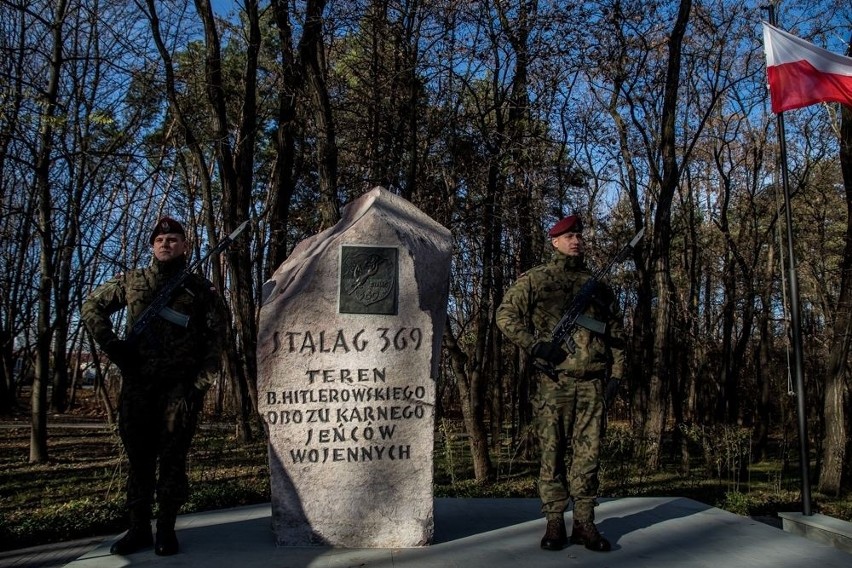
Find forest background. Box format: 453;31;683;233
2;0;852;546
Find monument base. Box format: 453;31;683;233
778;511;852;553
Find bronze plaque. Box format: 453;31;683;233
339;246;398;314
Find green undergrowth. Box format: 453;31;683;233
0;422;270;551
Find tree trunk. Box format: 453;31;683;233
86;334;115;425
643;263;672;469
50;327;70;413
30;0;69;463
195;0;261;442
300;0;340;228
267;0;300;274
754;243;778;461
402;10;419;201
716;194;756;425
50;218;79;414
446;151;502;482
0;328;13;414
643;0;692;470
819;73;852;494
497;0;534;450
443;318;495;482
675;179;700;471
600;12;652;438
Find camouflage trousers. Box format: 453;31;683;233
118;373;200;520
532;374;604;523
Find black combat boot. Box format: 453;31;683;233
569;520;611;552
110;513;153;555
155;513;179;556
540;516;568;550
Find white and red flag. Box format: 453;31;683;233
763;22;852;113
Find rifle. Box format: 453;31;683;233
534;227;644;381
126;219;250;342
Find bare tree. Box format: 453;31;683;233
30;0;70;462
140;0;259;440
0;0;29;414
299;0;340;228
820;36;852;491
266;0;301;274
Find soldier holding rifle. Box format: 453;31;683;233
82;217;230;557
497;214;629;553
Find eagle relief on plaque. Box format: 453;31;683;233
339;245;398;315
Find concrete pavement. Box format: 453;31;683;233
3;497;851;567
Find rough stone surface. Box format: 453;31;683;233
257;187;452;548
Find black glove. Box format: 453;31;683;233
103;339;137;372
604;378;620;408
531;341;568;365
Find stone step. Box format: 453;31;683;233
778;511;852;554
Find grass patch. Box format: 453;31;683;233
434;418;852;522
0;421;270;551
0;388;271;552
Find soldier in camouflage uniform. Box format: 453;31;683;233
81;217;226;557
496;214;625;553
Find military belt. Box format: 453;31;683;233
556;370;606;382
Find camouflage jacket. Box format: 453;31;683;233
81;257;227;390
496;252;626;380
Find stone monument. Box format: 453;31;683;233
257;187;452;548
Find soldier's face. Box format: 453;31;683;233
153;233;189;262
551;232;584;257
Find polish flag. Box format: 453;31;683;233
763;22;852;113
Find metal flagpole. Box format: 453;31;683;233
767;4;812;516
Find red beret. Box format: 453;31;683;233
150;216;186;244
548;215;583;237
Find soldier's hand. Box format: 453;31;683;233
103;339;137;372
531;341;568;365
604;378;620;408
